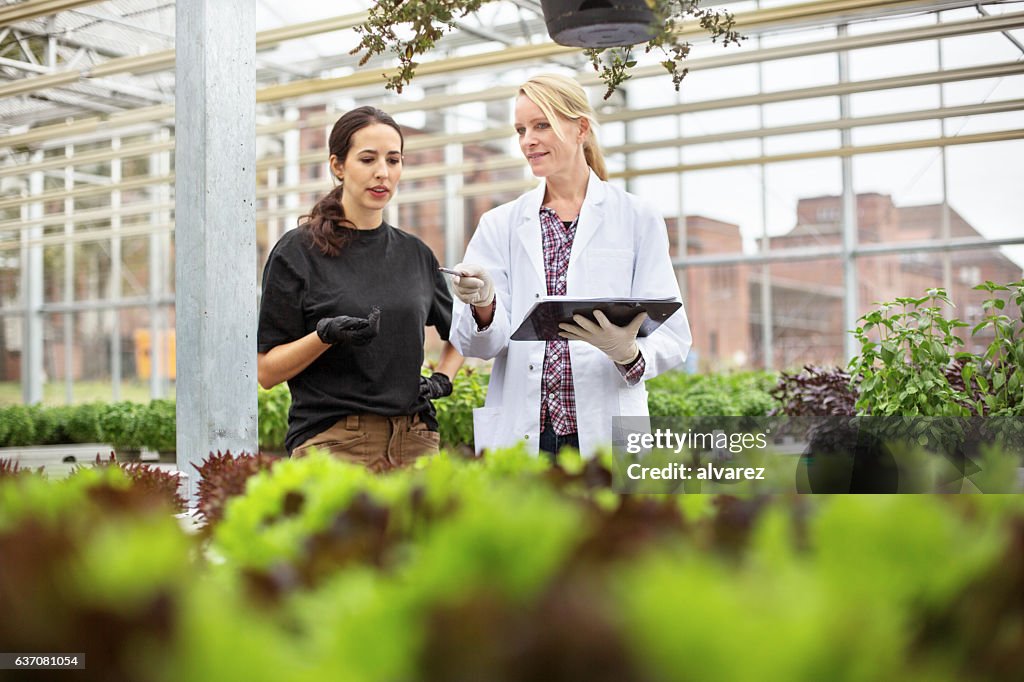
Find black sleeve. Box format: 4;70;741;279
426;252;453;341
257;241;308;353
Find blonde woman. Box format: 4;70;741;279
449;74;692;459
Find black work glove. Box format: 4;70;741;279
316;306;380;346
418;372;453;400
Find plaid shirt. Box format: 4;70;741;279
539;207;645;436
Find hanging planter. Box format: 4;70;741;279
539;0;657;48
352;0;743;98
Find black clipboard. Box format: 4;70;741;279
510;297;682;341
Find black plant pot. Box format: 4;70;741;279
540;0;658;48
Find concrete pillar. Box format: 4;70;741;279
175;0;258;503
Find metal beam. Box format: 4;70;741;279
0;137;174;177
675;236;1024;268
600;61;1024;122
0;11;370;100
4;10;1021;150
0;0;102;28
613;128;1024;178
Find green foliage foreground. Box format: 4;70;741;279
0;370;779;454
1;449;1022;682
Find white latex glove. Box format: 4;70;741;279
558;309;647;365
451;262;495;307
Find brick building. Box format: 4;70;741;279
664;193;1021;371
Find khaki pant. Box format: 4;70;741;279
292;413;439;472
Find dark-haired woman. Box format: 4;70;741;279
257;106;462;470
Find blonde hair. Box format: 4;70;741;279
519;73;607;181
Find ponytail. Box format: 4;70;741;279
583;128;608;181
299;184;355;257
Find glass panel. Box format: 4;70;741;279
848;40;939;81
120;234;149;298
940;31;1024;69
765;258;846;370
941;74;1024;108
764;157;843;241
676;166;763;257
681;106;761;136
849;85;941;118
852;148;944;214
850;120;942;147
762;97;840;128
762;129;840;156
43;244;65;304
761;53;837;91
42;312;69;405
0;311;22;389
685;263;752;371
74;309;112;393
947;140;1024;250
74;241;112;302
119;307;153;401
0;250;20;308
74;192;111;213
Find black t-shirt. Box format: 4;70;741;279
257;222;452;452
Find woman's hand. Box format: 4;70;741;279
558;309;647;365
316;306;381;346
418;372;453;400
451;263;495;307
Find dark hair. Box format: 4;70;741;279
300;106;404;256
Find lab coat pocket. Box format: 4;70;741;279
472;407;502;455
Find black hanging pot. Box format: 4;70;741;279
540;0;658;48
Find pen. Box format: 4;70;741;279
438;267;468;277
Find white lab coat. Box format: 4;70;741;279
451;170;692;457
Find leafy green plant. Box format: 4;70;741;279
850;282;1024;418
433;367;488;450
963;280;1024;416
138;399;176;452
0;405;36;447
63;402;105;443
0;464;192;682
258;385;291;453
98;401;146;452
351;0;742;99
849;288;972;417
647;370;778;417
30;405;67;444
